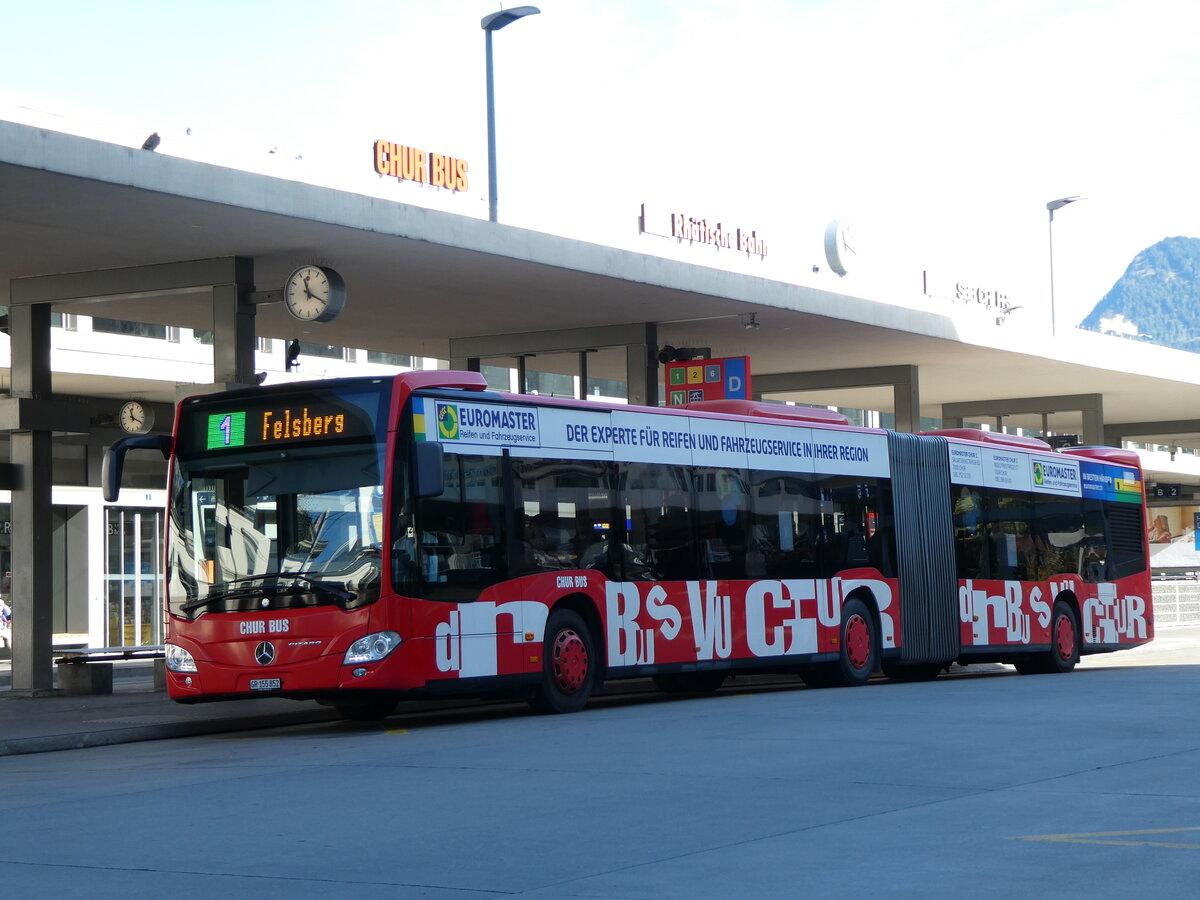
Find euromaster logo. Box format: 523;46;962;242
1033;461;1045;486
437;403;460;440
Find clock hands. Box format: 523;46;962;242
301;274;325;301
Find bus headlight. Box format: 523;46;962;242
164;643;198;673
343;631;402;665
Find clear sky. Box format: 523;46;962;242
2;0;1196;332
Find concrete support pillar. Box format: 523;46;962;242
212;258;257;386
9;302;55;694
626;324;658;407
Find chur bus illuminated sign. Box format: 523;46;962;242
373;140;469;192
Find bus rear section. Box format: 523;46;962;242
931;434;1152;672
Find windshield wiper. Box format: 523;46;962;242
181;571;355;612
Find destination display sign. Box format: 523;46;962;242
181;387;385;455
411;396;889;477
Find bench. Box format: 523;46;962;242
55;645;166;695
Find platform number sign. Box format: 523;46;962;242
665;356;751;407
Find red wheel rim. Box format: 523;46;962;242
1054;612;1075;661
551;628;588;694
845;614;872;670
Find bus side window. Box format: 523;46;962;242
751;472;819;580
416;453;508;598
952;487;986;580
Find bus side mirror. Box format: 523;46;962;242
411;441;445;498
103;434;171;502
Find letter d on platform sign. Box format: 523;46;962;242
724;357;749;399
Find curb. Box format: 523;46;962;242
0;708;341;757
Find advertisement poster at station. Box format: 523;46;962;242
664;356;751;407
1145;505;1200;570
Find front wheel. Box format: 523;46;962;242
530;609;596;714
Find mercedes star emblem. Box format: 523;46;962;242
254;641;276;666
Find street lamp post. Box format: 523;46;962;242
482;5;540;223
1046;195;1082;336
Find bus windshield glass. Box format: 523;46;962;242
168;382;390;618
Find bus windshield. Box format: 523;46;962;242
167;383;390;618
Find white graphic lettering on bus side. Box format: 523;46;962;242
434;600;549;677
1080;582;1147;643
604;577;896;667
958;579;1147;646
959;580;1046;645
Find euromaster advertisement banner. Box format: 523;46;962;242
945;441;1143;501
411;397;888;477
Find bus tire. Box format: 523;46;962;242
334;696;398;721
803;598;878;688
1048;601;1081;672
530;609;595;714
836;598;879;687
1015;600;1080;675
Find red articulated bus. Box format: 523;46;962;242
104;371;1153;719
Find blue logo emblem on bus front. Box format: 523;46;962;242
437;403;460;440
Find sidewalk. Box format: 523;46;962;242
0;660;341;756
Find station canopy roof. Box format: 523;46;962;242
3;118;1200;455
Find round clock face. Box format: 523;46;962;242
284;265;346;323
119;401;154;434
823;219;855;277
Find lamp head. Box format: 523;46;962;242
1046;195;1082;212
482;6;540;30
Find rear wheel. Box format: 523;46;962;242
803;598;878;688
530;609;596;714
1049;601;1081;672
1015;600;1080;675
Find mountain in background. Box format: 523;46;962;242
1079;236;1200;349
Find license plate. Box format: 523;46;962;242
249;678;282;691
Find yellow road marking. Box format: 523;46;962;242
1011;827;1200;850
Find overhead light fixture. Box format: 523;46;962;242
743;313;761;331
994;305;1023;326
